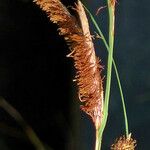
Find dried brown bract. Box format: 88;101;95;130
109;0;117;7
34;0;104;128
111;134;137;150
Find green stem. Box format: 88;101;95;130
113;61;129;136
83;3;129;137
95;129;102;150
83;6;109;51
99;0;115;145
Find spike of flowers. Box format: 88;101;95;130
34;0;104;129
111;134;136;150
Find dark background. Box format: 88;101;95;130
0;0;150;149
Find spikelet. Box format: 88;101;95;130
34;0;104;129
111;134;136;150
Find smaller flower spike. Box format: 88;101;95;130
111;134;136;150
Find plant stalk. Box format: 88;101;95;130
95;129;101;150
98;0;116;147
83;4;129;138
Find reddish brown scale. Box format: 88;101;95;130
34;0;103;128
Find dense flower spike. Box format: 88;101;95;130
111;134;136;150
34;0;104;129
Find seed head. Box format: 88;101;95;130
111;134;137;150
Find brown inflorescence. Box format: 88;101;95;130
111;134;137;150
34;0;103;128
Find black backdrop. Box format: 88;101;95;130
0;0;79;150
1;0;150;150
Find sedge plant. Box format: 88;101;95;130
33;0;137;149
83;1;136;149
0;0;137;150
83;1;137;149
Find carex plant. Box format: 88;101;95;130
34;0;137;149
